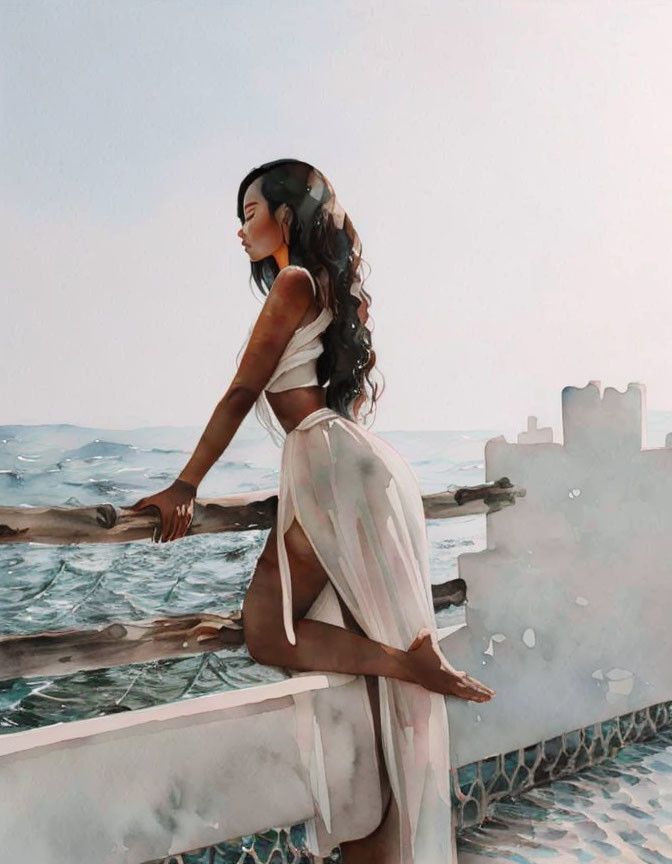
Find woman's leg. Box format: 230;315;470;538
340;784;401;864
243;519;469;863
242;518;494;701
337;673;403;864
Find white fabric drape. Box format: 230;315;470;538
277;407;454;863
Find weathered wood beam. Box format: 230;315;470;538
0;489;278;546
0;612;244;681
0;480;522;681
0;479;524;546
0;580;468;682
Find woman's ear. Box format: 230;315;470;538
277;204;293;244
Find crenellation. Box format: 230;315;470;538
562;381;644;455
444;380;672;769
518;416;553;445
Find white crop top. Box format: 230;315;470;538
236;265;334;446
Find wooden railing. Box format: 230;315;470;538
0;478;524;681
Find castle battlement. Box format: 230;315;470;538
561;380;646;454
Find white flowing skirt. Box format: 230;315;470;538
276;407;454;863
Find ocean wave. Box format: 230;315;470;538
63;478;140;495
136;446;188;455
62;440;137;461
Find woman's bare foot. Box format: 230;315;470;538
405;630;495;702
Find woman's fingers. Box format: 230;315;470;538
184;500;194;537
178;505;190;539
161;508;178;543
180;510;193;538
463;675;495;697
152;508;166;543
165;505;190;542
167;505;188;542
167;511;183;542
133;494;193;543
179;502;195;540
174;514;192;541
129;498;163;541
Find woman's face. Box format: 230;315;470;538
237;177;286;262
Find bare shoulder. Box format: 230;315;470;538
229;267;317;401
271;265;315;300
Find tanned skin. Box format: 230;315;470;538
131;176;494;862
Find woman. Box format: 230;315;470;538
131;159;494;864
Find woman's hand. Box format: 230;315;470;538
129;479;197;543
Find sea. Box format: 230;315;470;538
1;412;671;862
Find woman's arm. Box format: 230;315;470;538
176;390;255;488
177;267;315;488
130;268;315;542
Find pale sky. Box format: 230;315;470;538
3;0;672;435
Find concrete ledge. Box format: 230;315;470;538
0;673;381;864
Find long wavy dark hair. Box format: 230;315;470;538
237;159;384;425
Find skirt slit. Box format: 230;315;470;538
274;407;455;863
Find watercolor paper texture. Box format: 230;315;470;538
4;3;672;861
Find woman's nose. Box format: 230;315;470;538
237;227;244;239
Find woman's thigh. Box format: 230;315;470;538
244;516;330;628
